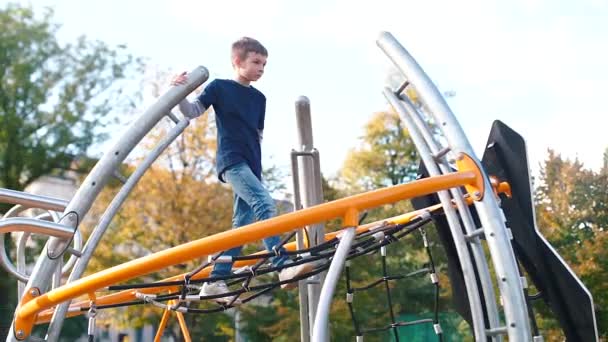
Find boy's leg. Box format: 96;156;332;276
223;162;288;267
210;193;253;278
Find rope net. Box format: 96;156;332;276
79;211;450;341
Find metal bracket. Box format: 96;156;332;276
455;152;486;201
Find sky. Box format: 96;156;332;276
8;0;608;182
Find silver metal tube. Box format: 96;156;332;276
46;119;190;341
291;151;311;342
395;93;501;337
295;96;325;340
9;67;208;342
0;188;68;212
52;258;62;290
0;218;74;238
312;227;356;342
0;218;72;282
17;232;30;295
384;89;487;340
378;31;531;340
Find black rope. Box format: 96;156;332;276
422;228;443;342
95;215;445;342
345;220;443;341
380;245;400;341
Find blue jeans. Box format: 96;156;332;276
211;162;288;277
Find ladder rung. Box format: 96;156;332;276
166;111;180;124
465;228;484;241
65;247;82;258
395;80;410;95
432;147;451;162
486;326;508;336
112;170;128;184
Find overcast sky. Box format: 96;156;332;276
9;0;608;181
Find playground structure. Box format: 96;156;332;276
1;31;599;341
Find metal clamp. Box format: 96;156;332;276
87;302;97;340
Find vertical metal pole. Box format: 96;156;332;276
295;96;325;340
291;152;310;342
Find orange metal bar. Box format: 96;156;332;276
16;171;476;336
175;311;192;342
35;203;450;324
33;208;432;324
36;200;466;325
35;178;517;325
154;306;171;342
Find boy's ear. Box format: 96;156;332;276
232;56;242;68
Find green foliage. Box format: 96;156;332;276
0;3;143;191
0;3;142;339
85;118;233;330
232;109;446;341
339;111;418;191
534;149;608;339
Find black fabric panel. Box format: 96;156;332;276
481;120;598;341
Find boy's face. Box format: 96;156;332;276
235;52;267;82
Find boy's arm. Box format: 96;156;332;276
178;98;206;119
171;72;214;119
258;129;263;142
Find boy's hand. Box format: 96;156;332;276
171;71;188;86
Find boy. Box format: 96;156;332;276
171;37;313;303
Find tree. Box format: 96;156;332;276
82;110;235;334
0;3;143;192
242;109;462;341
0;4;143;338
534;149;608;339
339;110;418;192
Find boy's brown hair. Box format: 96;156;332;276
231;37;268;62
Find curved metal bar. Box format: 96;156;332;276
389;90;502;337
46;118;190;340
9;66;209;342
384;89;487;341
313;227;356;342
0;188;68;212
3;212;80;284
377;31;531;340
13;171;476;339
0;218;73;282
0;218;74;238
17;231;30;295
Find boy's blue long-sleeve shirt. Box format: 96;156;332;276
197;79;266;182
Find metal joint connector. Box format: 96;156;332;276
430;273;439;284
372;231;385;241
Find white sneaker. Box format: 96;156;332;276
278;261;316;290
200;281;240;305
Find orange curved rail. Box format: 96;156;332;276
13;170;479;339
